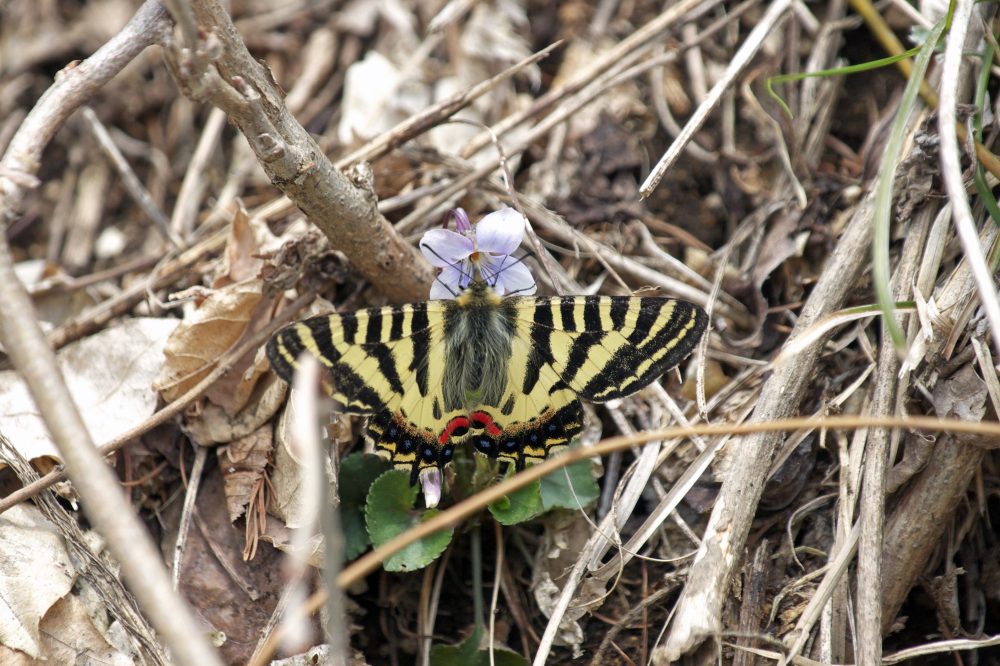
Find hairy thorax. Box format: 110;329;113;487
442;284;516;411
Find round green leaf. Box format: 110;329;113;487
365;469;453;572
339;453;389;560
488;477;542;525
540;459;599;511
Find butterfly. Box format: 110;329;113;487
266;274;708;486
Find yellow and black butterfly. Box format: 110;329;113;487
266;271;707;485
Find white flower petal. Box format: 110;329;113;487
420;229;474;267
475;207;525;256
419;468;442;508
429;265;466;299
498;261;537;296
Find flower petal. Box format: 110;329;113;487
429;265;466;299
419;467;442;508
450;208;472;233
420;229;473;267
475;207;525;256
496;260;537;296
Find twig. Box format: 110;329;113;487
170;106;228;239
640;0;794;198
0;0;171;220
171;442;209;590
855;194;930;661
0;226;221;665
937;0;1000;356
44;226;229;351
80;106;180;246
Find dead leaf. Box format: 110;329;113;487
184;373;286;445
269;398;339;529
0;504;76;658
530;512;605;658
153;279;264;408
0;594;133;665
214;203;264;288
219;426;273;522
0;318;178;463
932;365;987;421
258;518;324;569
161;466;283;664
679;358;729;401
338;51;428;145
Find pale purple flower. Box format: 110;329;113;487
420;467;442;508
419;207;536;299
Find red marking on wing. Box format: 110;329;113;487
470;411;502;437
439;416;470;444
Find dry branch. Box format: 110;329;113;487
0;1;171;221
161;0;433;304
655;187;877;663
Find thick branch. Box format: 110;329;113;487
165;0;433;303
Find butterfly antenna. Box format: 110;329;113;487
480;251;537;294
419;241;475;287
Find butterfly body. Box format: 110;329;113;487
267;278;707;484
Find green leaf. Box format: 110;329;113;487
338;453;390;561
429;626;528;666
429;645;527;666
365;469;453;572
488;474;542;525
540;459;600;511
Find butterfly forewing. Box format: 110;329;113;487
266;289;707;483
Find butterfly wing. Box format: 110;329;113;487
462;295;707;471
267;294;707;480
526;295;708;401
266;302;461;482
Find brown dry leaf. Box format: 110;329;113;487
0;318;178;463
258;518;324;569
269;398;340;529
153;279;264;407
679;358;729;402
219;425;273;522
162;466;282;665
0;504;76;658
213;203;264;288
530;512;605;657
931;365;987;421
185;373;286;445
0;594;133;666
